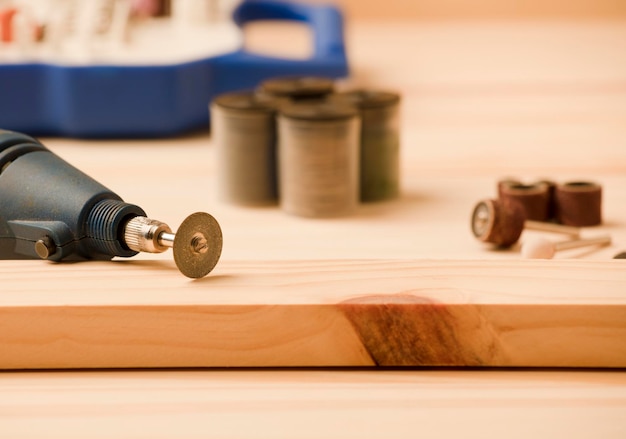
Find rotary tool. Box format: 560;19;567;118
0;129;222;278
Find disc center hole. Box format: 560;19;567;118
190;233;209;255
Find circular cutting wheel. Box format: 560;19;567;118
173;212;223;279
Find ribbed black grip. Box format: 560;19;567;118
85;199;146;258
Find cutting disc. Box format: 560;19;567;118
173;212;223;279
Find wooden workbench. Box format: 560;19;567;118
1;19;626;438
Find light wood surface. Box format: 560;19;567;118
2;259;626;368
1;368;624;439
2;18;626;437
1;369;626;439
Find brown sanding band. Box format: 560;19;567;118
474;198;525;247
497;178;521;198
499;182;551;222
555;182;602;226
536;179;557;220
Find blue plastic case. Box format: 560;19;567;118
0;0;348;138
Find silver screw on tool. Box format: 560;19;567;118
123;212;222;278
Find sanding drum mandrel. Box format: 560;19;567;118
554;181;603;227
471;197;580;248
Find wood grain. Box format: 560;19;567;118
1;259;625;369
2;369;626;439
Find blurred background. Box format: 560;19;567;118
311;0;626;20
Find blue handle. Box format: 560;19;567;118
233;0;346;60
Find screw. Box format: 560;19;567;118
190;233;208;254
34;236;56;259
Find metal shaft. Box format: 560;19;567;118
158;232;175;248
122;218;194;251
525;220;580;238
554;235;612;252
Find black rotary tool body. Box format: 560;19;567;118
0;129;146;261
0;129;223;278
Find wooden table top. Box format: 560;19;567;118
1;19;626;438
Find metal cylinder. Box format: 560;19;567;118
278;101;360;218
123;216;172;253
211;91;278;205
333;90;401;202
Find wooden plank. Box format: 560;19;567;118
1;259;625;369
